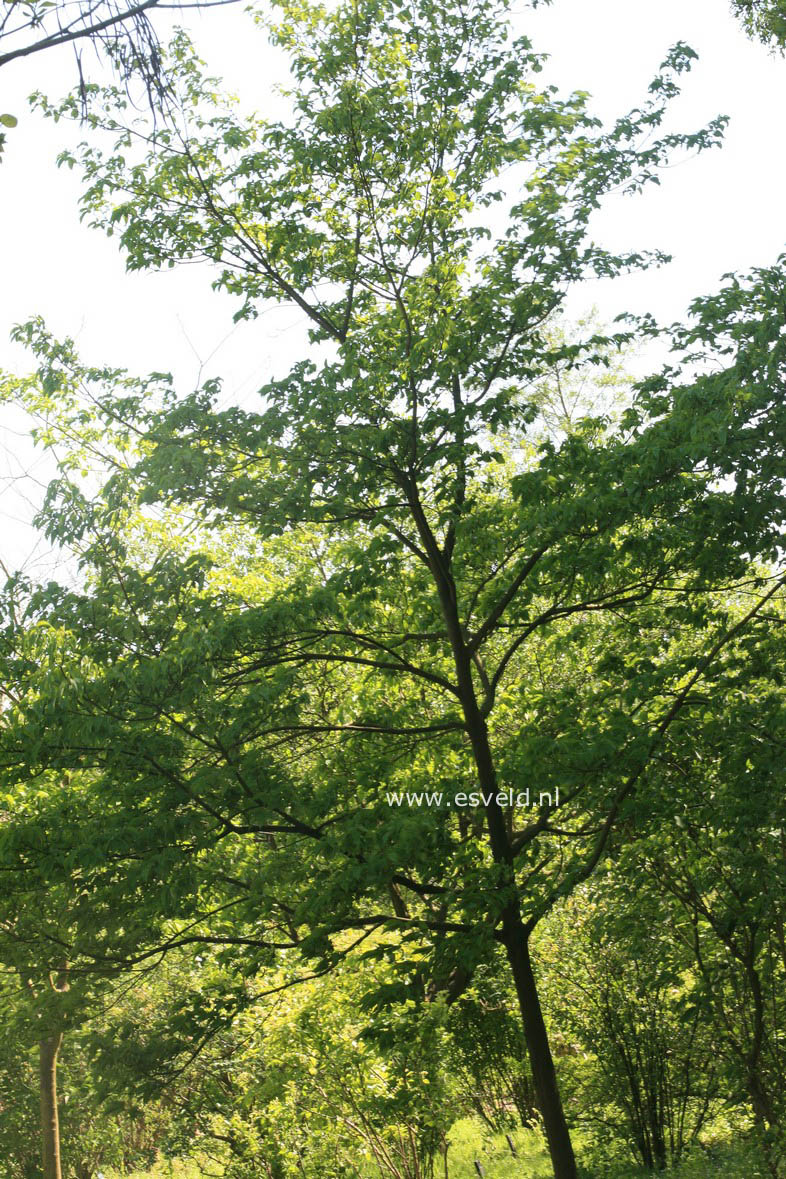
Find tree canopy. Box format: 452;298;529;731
731;0;786;47
1;2;786;1178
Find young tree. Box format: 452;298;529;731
627;618;786;1174
4;2;786;1176
539;884;721;1171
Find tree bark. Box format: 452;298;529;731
459;673;578;1179
407;482;578;1179
502;915;578;1179
39;1033;64;1179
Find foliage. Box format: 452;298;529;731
0;972;171;1179
731;0;786;47
2;2;786;1178
0;0;240;98
86;946;461;1179
625;619;786;1174
538;885;721;1171
447;962;537;1132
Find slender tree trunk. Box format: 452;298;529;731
39;1032;64;1179
502;914;578;1179
407;485;578;1179
459;678;578;1179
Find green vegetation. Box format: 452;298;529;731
99;1128;771;1179
1;1;785;1178
731;0;786;47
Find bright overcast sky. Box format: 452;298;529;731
1;0;785;571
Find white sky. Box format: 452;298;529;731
1;0;785;572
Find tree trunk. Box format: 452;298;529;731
461;687;578;1179
39;1033;64;1179
409;492;578;1179
503;918;578;1179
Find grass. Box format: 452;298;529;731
107;1162;210;1179
445;1119;766;1179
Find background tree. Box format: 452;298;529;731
627;616;786;1175
447;964;538;1135
539;884;722;1172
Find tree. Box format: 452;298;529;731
0;0;238;74
0;955;182;1179
731;0;786;48
0;0;240;151
539;883;722;1171
625;615;786;1174
447;963;537;1135
0;811;82;1179
0;666;202;1179
4;2;786;1176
